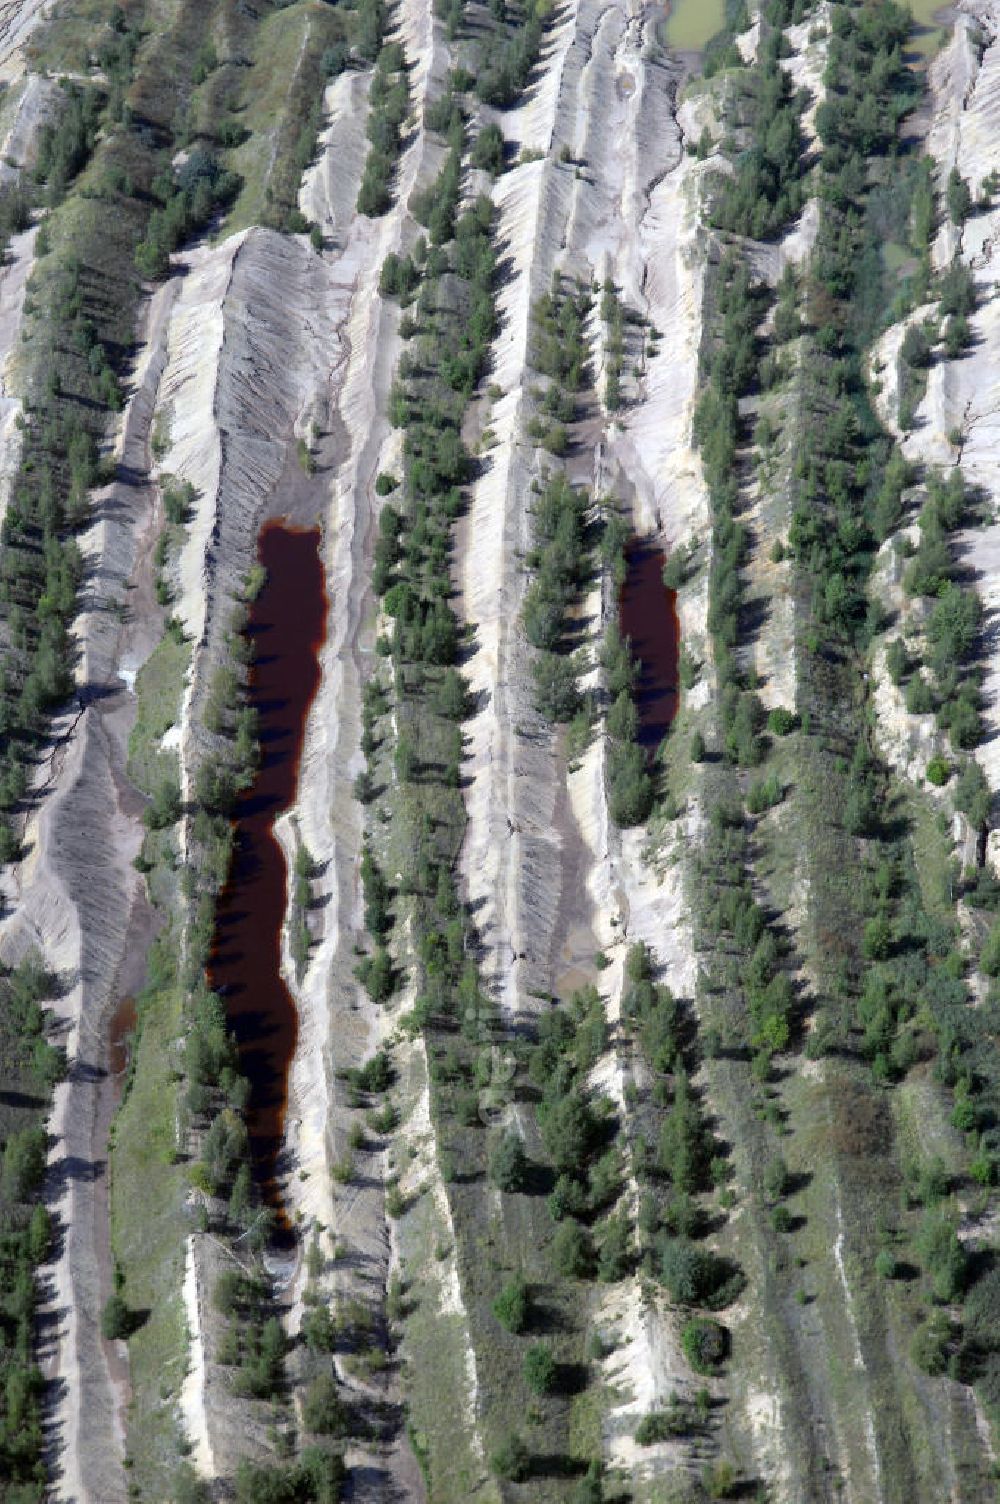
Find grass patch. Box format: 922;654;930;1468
902;788;954;926
109;964;188;1496
128;629;190;790
395;1051;500;1502
222;1;345;235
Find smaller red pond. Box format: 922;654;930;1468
618;540;680;752
207;523;327;1228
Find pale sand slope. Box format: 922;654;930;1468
153;0;461;1484
287;0;483;1490
564;19;714;1479
153;223;351;1475
0;0;51;82
0;52;153;1504
454;0;714;1481
0;220;37;535
459;6;869;1492
0;73;59;532
870;6;1000;805
0;270;178;1504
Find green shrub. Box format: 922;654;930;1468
489;1128;528;1192
954;759;990;827
101;1293;132;1341
552;1219;592;1278
302;1373;348;1436
874;1249;897;1280
926;755;950;786
635;1409;680;1445
471;123;505;174
916;1207;968;1302
886;637;909;685
354;947;395;1002
491;1432;530;1482
766;706;797;736
981;922;1000;977
681;1316;728;1374
762;1155;789;1202
492;1274;530;1333
746;771;781;814
911;1312;952;1376
523;1341;557;1395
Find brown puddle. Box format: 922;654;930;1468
107;995;137;1093
618;540;680;753
207;522;327;1235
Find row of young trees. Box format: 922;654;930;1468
357;40;410;218
0;42;164;1490
781;0;1000;1408
352;1;659;1487
708;0;810;240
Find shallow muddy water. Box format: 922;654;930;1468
619;540;680;753
208;522;326;1225
665;0;725;53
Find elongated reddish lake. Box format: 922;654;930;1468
618;540;680;751
208;522;326;1227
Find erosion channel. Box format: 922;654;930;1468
207;523;326;1233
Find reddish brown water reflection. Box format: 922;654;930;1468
207;523;326;1226
107;995;137;1092
618;540;680;752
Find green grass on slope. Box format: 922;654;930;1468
109;956;188;1496
222;1;347;235
127;629;190;792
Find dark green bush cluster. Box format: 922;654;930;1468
619;941;739;1320
355;0;387;63
681;1315;728;1373
938;255;975;358
136;148;241;279
357;42;410;218
475;0;545;107
789;2;919;642
509;987;637;1285
412;128;466;245
846;819;969;1084
600;625;654;826
356;90;502;1046
815;3;917;168
694;253;763;744
354;842;395;999
234;1443;345;1502
0;957;62;1499
621;943;683;1075
0;263;110;857
709;3;808;240
532;273;592;416
520;278;596;720
36;82;103;205
471;122;505;176
601;280;625;411
523;472;586;652
694;799;794;1065
898;468;981;749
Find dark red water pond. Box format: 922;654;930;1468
207;522;326;1228
618;540;680;752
